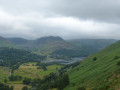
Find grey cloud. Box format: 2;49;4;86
51;0;120;24
0;0;120;40
1;0;120;23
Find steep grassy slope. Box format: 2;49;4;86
65;41;120;90
51;39;117;58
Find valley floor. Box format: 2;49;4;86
13;62;62;79
0;62;63;90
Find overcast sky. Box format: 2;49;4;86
0;0;120;40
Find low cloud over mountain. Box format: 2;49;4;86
0;0;120;39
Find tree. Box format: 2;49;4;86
22;86;28;90
23;78;31;85
78;87;86;90
117;61;120;66
42;66;47;71
113;56;120;60
10;86;14;90
4;79;8;83
63;74;69;86
8;75;23;81
57;74;70;90
93;57;97;61
0;82;10;90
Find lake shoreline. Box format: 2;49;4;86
41;57;86;65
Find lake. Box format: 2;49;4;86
41;57;86;65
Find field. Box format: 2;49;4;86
13;62;62;79
9;84;31;90
0;62;62;90
0;66;10;82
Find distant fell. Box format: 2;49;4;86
7;37;29;45
35;36;64;44
2;36;117;57
0;36;16;48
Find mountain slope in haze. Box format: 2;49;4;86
7;36;64;45
69;39;116;54
0;36;16;48
7;36;77;52
35;36;76;52
35;36;64;44
6;37;117;58
52;39;117;58
7;37;29;45
64;40;120;90
7;37;33;50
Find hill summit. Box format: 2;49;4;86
36;36;64;44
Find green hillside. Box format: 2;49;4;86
64;40;120;90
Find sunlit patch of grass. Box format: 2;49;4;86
9;84;31;90
0;66;9;82
13;62;63;79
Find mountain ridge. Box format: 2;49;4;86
0;36;117;57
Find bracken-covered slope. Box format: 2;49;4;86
65;40;120;90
